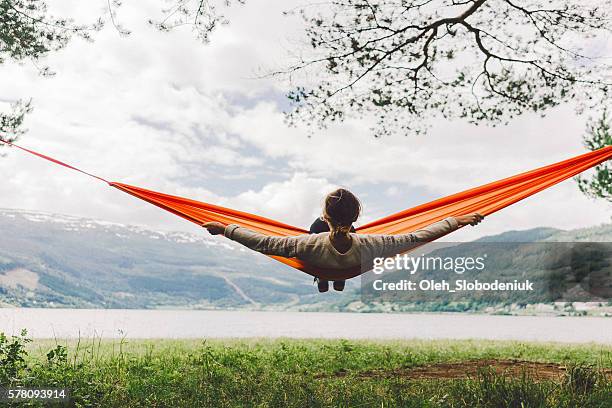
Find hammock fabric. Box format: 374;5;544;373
1;138;611;280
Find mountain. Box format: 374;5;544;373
474;227;561;243
0;209;350;309
0;209;610;312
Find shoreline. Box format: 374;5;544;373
1;308;610;343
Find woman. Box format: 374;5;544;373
308;214;354;292
203;189;483;292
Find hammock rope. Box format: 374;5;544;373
1;138;610;280
0;139;110;184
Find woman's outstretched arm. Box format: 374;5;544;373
364;213;484;258
202;222;300;258
408;213;484;241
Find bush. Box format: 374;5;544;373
0;329;31;384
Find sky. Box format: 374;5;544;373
0;0;610;242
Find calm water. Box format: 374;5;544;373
0;308;609;343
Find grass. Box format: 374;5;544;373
1;332;611;407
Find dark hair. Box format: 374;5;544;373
323;188;361;229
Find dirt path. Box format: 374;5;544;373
219;275;258;306
321;359;612;381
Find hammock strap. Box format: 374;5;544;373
0;138;110;184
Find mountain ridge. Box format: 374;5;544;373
1;208;610;313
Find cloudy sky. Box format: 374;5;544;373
0;0;610;241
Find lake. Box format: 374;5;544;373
0;308;609;343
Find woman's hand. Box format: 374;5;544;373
455;213;484;227
202;222;227;235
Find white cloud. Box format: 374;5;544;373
385;186;400;197
228;173;336;227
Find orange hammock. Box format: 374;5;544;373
1;139;611;280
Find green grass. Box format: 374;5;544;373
1;332;611;407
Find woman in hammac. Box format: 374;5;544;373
203;189;483;293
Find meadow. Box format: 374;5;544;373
1;331;611;407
